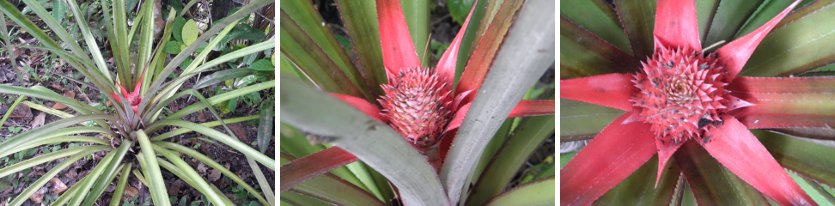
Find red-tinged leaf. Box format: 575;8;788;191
435;0;476;85
118;83;129;98
280;147;358;192
330;93;385;121
507;100;554;118
653;138;682;187
455;0;524;99
444;102;471;133
561;18;640;78
613;0;656;59
700;116;814;205
595;156;681;205
376;0;420;77
730;77;835;129
561;112;657;205
653;0;701;50
715;0;800;80
675;141;769;205
560;73;635;111
452;89;473;112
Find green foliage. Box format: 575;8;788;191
0;0;275;205
447;0;475;24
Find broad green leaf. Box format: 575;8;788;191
257;101;274;152
160;142;270;205
614;0;656;58
165;80;274;120
135;130;171;206
0;95;25;129
82;142;132;205
0;115;112;156
65;0;113;82
448;0;475;25
52;0;66;23
485;178;555;206
696;0;719;41
454;0;488;88
401;0;430;66
280;191;332;206
196;38;274;72
281;0;372;100
149;0;271;99
291;173;385;206
703;0;762;46
335;0;386;97
149;120;275;170
182;19;199;45
560;0;631;53
596;157;681;205
155;147;234;205
280;12;365;98
8;150;99;206
68;148;119;206
249;59;274;71
734;0;795;38
152;115;258;141
789;170;835;205
173;17;186;41
0;146;107;179
756;130;835;186
742;1;835;76
281;75;447;206
442;1;554;203
467;116;554;206
560;18;639;78
279;124;370;192
676;142;767;205
560;100;622;141
109;163;132;206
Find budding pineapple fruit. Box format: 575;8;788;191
630;47;751;145
379;67;453;148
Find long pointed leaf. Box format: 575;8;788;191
560;113;657;205
442;1;554;203
675;141;768;205
161;142;270;205
135;130;170;206
732;76;835;128
701;116;813;205
280;147;356;192
485;178;555;206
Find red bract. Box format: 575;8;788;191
329;0;554;167
111;69;146;114
560;0;819;205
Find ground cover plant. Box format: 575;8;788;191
280;0;555;205
0;0;275;205
561;0;835;205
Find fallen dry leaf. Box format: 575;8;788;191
230;124;251;143
63;90;75;99
50;178;67;195
52;103;67;110
209;169;221;182
29;187;46;204
125;186;139;198
197;163;208;174
10;104;32;121
31;112;45;128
